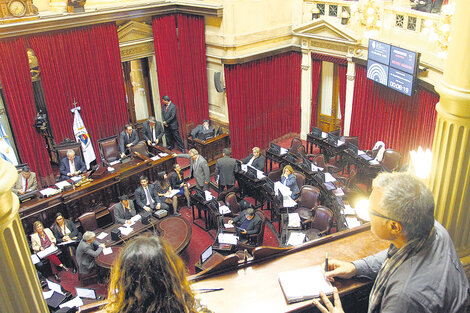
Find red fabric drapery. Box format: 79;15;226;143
152;14;209;137
349;65;438;162
338;64;347;133
311;53;347;65
310;58;322;128
224;52;302;159
28;23;128;164
0;38;54;184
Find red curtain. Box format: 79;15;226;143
0;38;54;184
224;52;301;159
338;64;347;133
28;23;128;164
152;14;209;137
310;58;322;128
311;53;347;65
349;65;438;162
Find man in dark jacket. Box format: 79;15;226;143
76;231;105;275
161;95;185;153
119;124;139;158
215;148;237;191
229;208;262;240
242;147;265;172
134;175;169;213
142;116;164;147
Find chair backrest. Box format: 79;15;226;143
314;154;328;171
297;185;320;209
346;167;357;188
107;203;118;224
252;210;267;246
130;141;150;157
311;206;334;234
55;141;83;162
97;135;119;164
293;172;306;190
185;121;195;139
382;149;402;172
78;212;98;231
329;128;341;137
289;138;304;157
267;168;282;183
225;192;241;215
341;136;359;147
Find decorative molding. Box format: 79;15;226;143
347;74;355;81
302;65;310;71
120;42;155;62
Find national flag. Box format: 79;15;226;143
0;118;18;165
72;106;96;169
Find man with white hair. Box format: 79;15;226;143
76;231;105;275
313;172;469;313
59;149;86;181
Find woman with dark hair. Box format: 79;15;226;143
105;236;210;313
31;220;68;281
154;171;179;215
51;212;82;273
281;165;300;200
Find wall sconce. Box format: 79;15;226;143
312;6;320;19
341;11;350;25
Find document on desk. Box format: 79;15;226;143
55;181;71;189
287;232;305;246
96;232;108;240
205;190;215;201
59;296;83;309
343;204;356;215
278;265;333;304
40;187;61;197
102;247;113;255
324;173;336;183
219;205;231;215
280;147;288;155
118;227;133;236
70;176;82;183
151;155;161;161
275;181;292;197
131;214;142;222
166;189;180;198
346;217;361;229
224;223;234;229
218;232;238;245
159;152;169;157
256;169;266;179
37;245;58;259
333;188;345;197
109;160;120;166
288;213;301;228
283;196;297;208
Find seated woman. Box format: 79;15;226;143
105;236;211;313
281;165;300;200
31;221;68;281
154;171;179;215
169;163;191;215
51;212;82;273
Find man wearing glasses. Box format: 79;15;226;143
314;172;468;313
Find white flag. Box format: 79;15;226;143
72;107;96;169
0;118;18;165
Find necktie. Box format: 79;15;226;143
24;178;28;192
177;171;182;181
152;127;156;142
145;187;154;205
165;105;168;112
70;160;76;173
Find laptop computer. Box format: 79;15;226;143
200;245;214;264
246;165;258;179
310;126;323;138
75;287;97;299
269;142;281;155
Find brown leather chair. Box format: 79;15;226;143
293;172;306;191
382;149;402;172
289;137;304;158
267;168;282;183
70;247;99;286
130;141;150;158
185;121;195;149
225;192;241;216
55;141;84;163
246;210;267;246
314;154;341;174
305;206;334;240
97;135;119;165
294;185;320;226
78;212;98;232
107;203;118;224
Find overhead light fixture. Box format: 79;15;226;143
312;6;320;19
341;11;350;25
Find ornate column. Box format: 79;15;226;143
429;0;470;263
343;54;356;136
299;43;312;140
0;159;48;312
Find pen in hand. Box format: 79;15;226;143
325;252;329;273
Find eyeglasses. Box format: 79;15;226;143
368;209;399;223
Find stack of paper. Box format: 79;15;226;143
204;190;215;201
219;205;231;215
218;232;238;245
287;232;306;246
70;176;82;183
151;155;161;161
40;188;61;197
343;204;356;215
37;246;58;259
166;189;180;198
118;227;133;236
346;217;361;229
131;215;142;222
59;296;84;309
283;196;297;208
96;232;108;240
102;247;113;255
55;181;71;189
109;160;120;166
288;213;301;228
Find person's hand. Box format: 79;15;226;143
323;259;357;282
172;153;178;158
126;143;133;148
40;247;44;251
63;236;70;242
180;182;185;188
75;171;80;176
228;220;233;224
156;203;161;210
121;153;126;158
144;206;151;212
126;219;132;224
147;140;152;145
18;190;25;195
99;243;106;248
155;139;159;144
163;121;167;127
241;229;247;234
312;288;344;313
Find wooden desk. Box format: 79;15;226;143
95;216;191;269
189;134;230;172
189;226;389;313
19;149;175;233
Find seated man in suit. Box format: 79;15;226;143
142;116;164;148
12;166;38;195
119;124;139;158
190;119;215;141
173;148;210;191
242;146;266;172
76;231;105;275
134;175;169;213
169;163;191;215
59;149;86;181
228;208;262;241
114;194;137;224
215;148;237;192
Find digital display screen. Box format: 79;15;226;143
390;46;416;75
367;60;389;86
368;39;391;65
388;68;414;96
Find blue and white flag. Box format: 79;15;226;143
72;106;96;169
0;118;18;165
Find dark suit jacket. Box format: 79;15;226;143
119;130;139;154
242;154;266;172
178;154;210;190
233;210;262;235
114;200;137;224
59;156;86;180
142;121;164;144
51;219;82;243
169;171;185;190
190;124;215;140
281;174;300;199
162;102;179;130
134;184;162;211
76;239;103;274
215;156;237;186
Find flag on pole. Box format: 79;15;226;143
72;106;96;169
0;118;18;165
